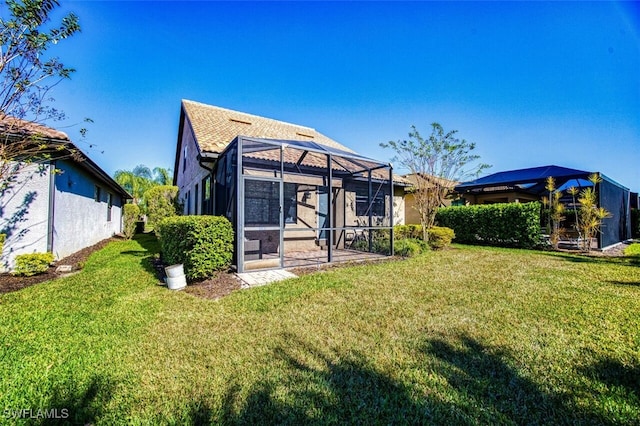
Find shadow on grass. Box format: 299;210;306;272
421;334;632;425
40;375;115;425
119;233;161;276
541;251;640;268
579;356;640;399
218;336;431;425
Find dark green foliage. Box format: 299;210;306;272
632;209;639;239
145;185;180;230
428;226;455;250
157;216;233;281
13;252;54;276
122;204;140;240
436;202;542;248
394;238;429;257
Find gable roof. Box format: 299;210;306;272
181;99;354;155
0;116;130;199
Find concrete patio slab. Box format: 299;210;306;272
236;269;297;289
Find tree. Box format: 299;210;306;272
575;173;610;252
381;123;490;241
542;176;565;249
114;164;172;208
0;0;82;188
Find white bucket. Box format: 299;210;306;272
165;264;185;278
166;275;186;290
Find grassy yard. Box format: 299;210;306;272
1;234;638;425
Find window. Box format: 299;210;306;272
183;146;188;172
244;180;279;226
194;183;199;215
107;193;113;221
284;183;297;224
355;187;385;217
94;185;101;202
202;176;211;214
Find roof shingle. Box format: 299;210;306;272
182;100;354;154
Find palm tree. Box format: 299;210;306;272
114;165;172;207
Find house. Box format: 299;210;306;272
174;100;406;272
402;173;460;225
455;165;632;249
0;118;130;271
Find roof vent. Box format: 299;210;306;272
296;131;314;139
229;118;252;125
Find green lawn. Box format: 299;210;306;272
1;234;639;425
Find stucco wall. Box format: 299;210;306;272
0;162;51;271
51;159;123;260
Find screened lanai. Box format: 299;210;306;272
214;136;395;272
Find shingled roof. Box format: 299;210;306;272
181;100;354;154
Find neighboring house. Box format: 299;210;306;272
174;99;407;272
0;118;130;271
402;173;459;225
455;165;632;249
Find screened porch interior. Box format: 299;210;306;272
213;136;395;272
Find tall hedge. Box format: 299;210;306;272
436;202;542;248
157;215;234;281
145;185;180;230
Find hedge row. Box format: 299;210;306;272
156;215;234;281
436;202;542;248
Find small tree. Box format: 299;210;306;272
381;123;490;241
0;0;82;189
576;173;611;252
542;176;565;249
122;203;140;239
145;185;180;230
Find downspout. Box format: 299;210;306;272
46;161;56;253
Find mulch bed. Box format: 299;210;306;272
0;236;122;295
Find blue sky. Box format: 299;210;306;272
46;1;639;190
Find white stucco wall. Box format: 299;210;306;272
51;160;123;260
0;162;52;271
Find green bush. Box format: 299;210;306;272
428;226;455;250
13;252;54;277
123;204;141;240
156;215;234;281
624;243;640;257
436;202;542;249
393;224;422;240
0;233;5;254
145;185;180;230
632;209;639;239
394;238;427;257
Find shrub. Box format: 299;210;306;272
394;224;422;240
428;226;455;250
394;238;427;257
436;202;542;249
123;204;141;240
13;252;54;277
156;215;233;281
624;243;640;257
145;185;180;230
0;233;5;254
